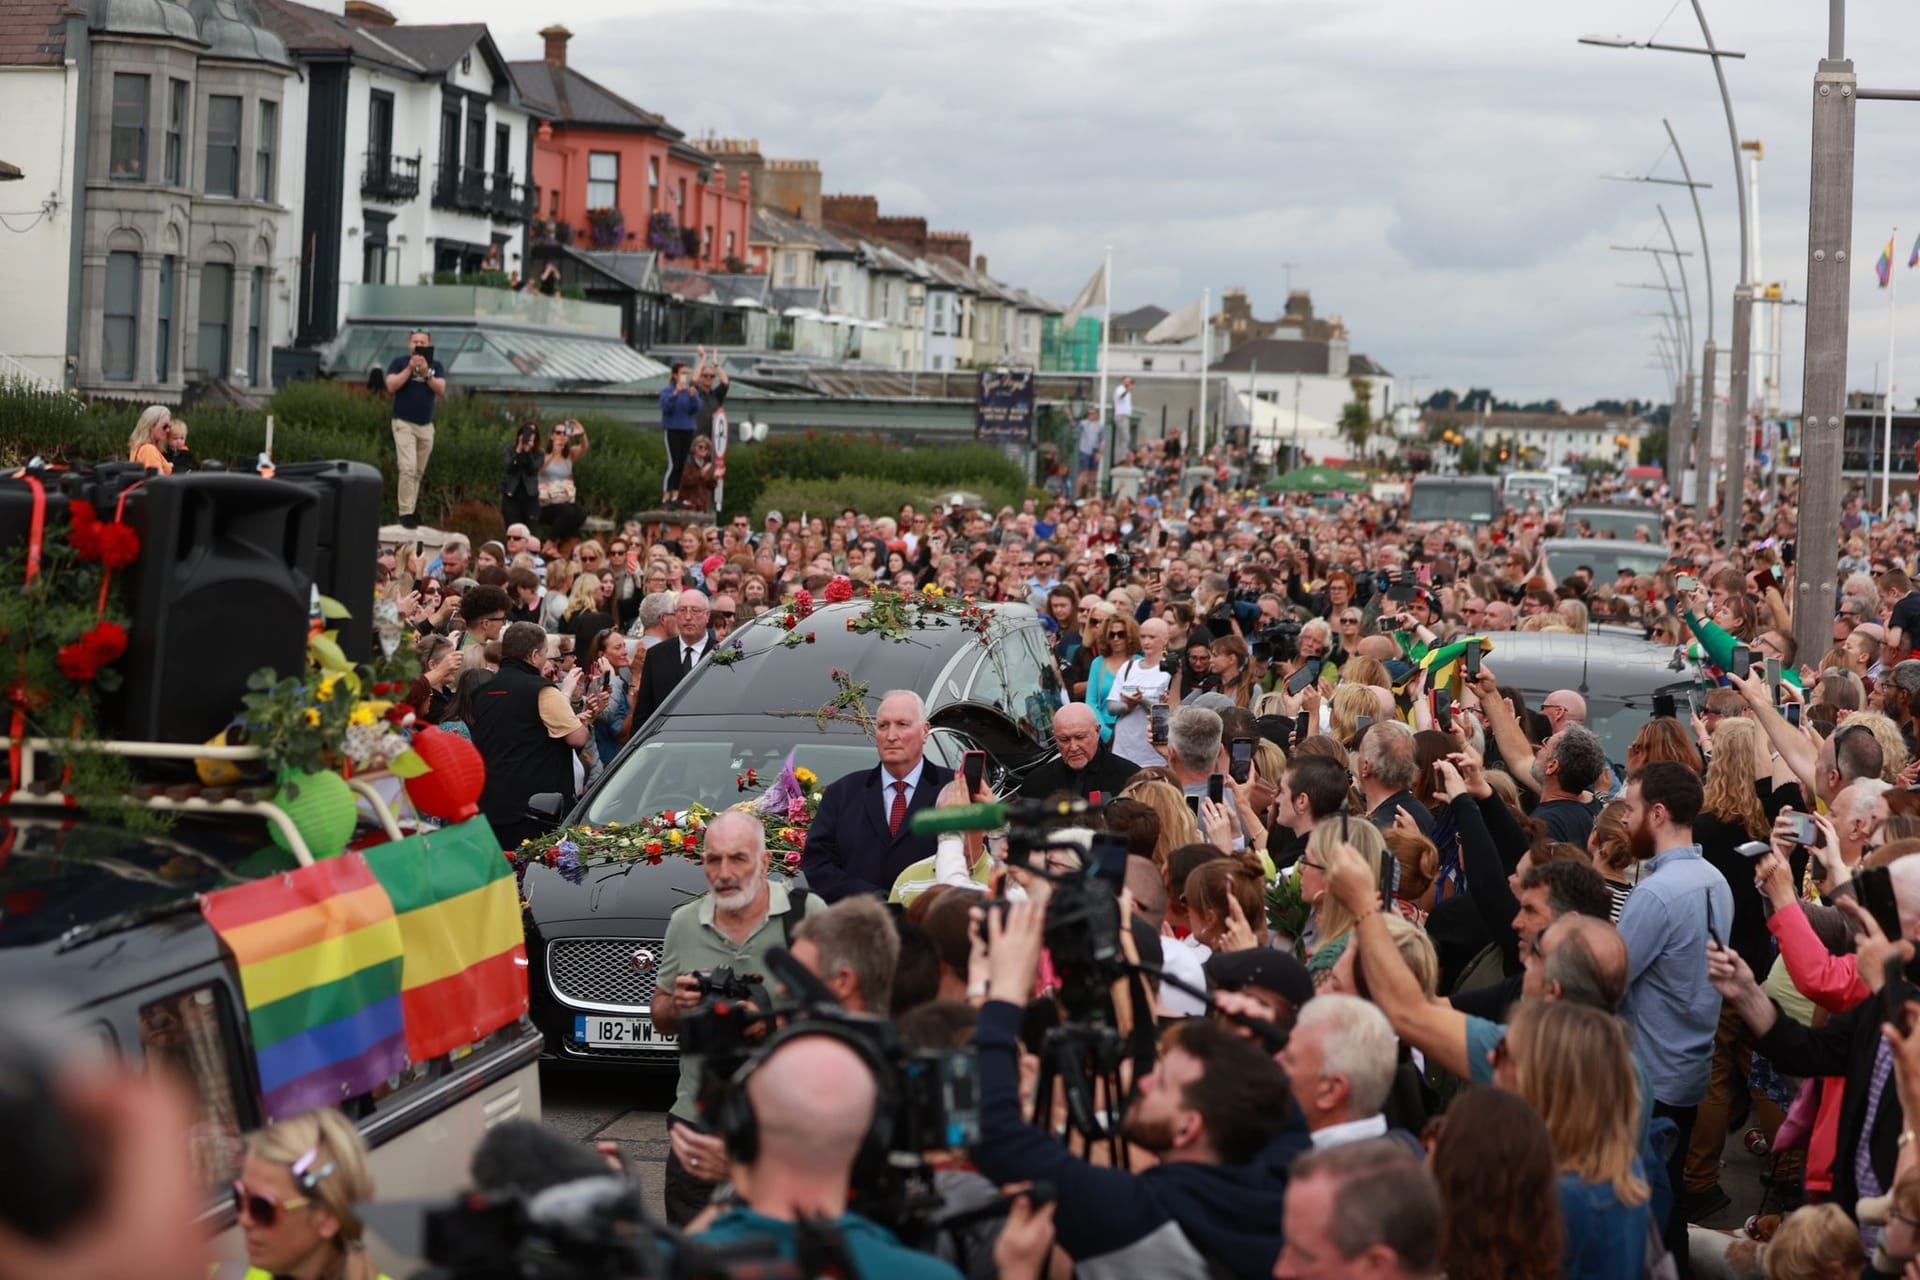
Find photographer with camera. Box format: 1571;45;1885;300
652;810;823;1226
693;1031;969;1279
968;898;1299;1279
500;422;542;534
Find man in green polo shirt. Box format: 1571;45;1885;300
651;809;822;1225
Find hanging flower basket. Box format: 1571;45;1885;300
585;206;626;249
645;211;681;255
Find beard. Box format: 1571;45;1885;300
712;872;765;912
1627;811;1658;862
1121;1107;1177;1154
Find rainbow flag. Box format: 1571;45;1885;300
200;854;407;1121
361;817;527;1063
1879;234;1896;287
1910;231;1920;269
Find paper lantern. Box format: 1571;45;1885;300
268;770;358;861
403;726;486;823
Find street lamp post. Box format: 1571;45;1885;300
1584;9;1754;546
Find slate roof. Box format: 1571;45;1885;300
370;22;487;73
0;0;76;62
750;206;849;255
565;247;658;293
1110;304;1167;332
508;60;697;157
255;0;427;74
1207;337;1336;375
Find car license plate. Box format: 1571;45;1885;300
573;1016;674;1047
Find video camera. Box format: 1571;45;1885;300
1104;550;1132;574
1255;618;1303;664
676;947;981;1247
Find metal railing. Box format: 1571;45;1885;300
360;150;420;202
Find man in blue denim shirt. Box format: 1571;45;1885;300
1616;760;1733;1256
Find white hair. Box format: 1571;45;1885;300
878;689;927;723
1295;993;1399;1118
1835;778;1893;825
1300;618;1332;644
703;808;768;855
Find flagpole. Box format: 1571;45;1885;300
1196;287;1210;461
1886;225;1899;517
1097;245;1112;495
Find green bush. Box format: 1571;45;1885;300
0;379;1032;527
750;477;924;525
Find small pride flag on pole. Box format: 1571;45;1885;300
1879;234;1896;287
1908;230;1920;269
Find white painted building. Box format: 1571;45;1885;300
0;11;83;390
259;0;533;352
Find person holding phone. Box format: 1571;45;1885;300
383;328;447;529
1105;616;1173;769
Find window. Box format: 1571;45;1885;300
1142;357;1154;372
164;79;187;185
932;354;945;371
102;251;139;381
648;157;660;210
205;95;241;196
494;123;511;176
367;90;393;155
110;73;148;180
247;267;264;384
156;255;175;379
587;151;617;209
197;263;232;377
362;212;390;284
931;293;949;336
138;986;250;1192
779;252;796;284
724;230;735;260
255;100;277;200
677;177;687;210
548;189;558;216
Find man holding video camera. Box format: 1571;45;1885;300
967;899;1300;1279
652;810;823;1225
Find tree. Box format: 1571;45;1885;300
1638;423;1668;468
1339;377;1375;460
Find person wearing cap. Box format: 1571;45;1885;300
1204;947;1313;1037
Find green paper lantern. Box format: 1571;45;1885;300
268;770;358;860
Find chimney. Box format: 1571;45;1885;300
539;25;572;65
974;254;988;275
344;0;395;25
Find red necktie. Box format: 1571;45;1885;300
888;779;909;836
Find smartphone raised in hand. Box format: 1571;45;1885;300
1433;689;1454;734
1208;773;1225;806
1729;644;1752;682
1230;737;1254;784
962;749;987;796
1150;703;1171;746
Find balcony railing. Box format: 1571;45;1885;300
432;164;533;220
360;150;420;202
489;176;534;223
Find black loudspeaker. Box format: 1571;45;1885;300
271;461;382;660
115;474;319;744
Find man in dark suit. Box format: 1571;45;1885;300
623;589;712;739
1019;702;1135;801
802;690;954;901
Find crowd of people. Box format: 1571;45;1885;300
55;376;1920;1280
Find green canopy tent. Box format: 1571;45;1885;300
1261;465;1367;495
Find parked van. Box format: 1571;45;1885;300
1408;475;1504;525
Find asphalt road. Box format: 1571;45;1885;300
539;1061;680;1217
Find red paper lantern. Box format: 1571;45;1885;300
404;726;486;822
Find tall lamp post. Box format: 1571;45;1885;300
1584;5;1754;547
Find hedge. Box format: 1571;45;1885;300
0;377;1030;536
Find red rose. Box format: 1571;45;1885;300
825;576;853;604
56;641;102;682
792;588;814;616
82;621;127;662
94;523;140;570
804;632;816;644
782;613;798;631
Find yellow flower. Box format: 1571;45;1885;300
924;584;944;597
317;674;341;702
303;708;321;726
794;767;817;788
349;704;376;726
667;830;685;848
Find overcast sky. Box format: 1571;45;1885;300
421;0;1920;412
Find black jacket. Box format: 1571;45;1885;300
1753;1000;1902;1217
502;442;541;498
631;631;712;728
1018;747;1137;802
470;658;576;849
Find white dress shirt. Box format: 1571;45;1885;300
881;758;927;827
